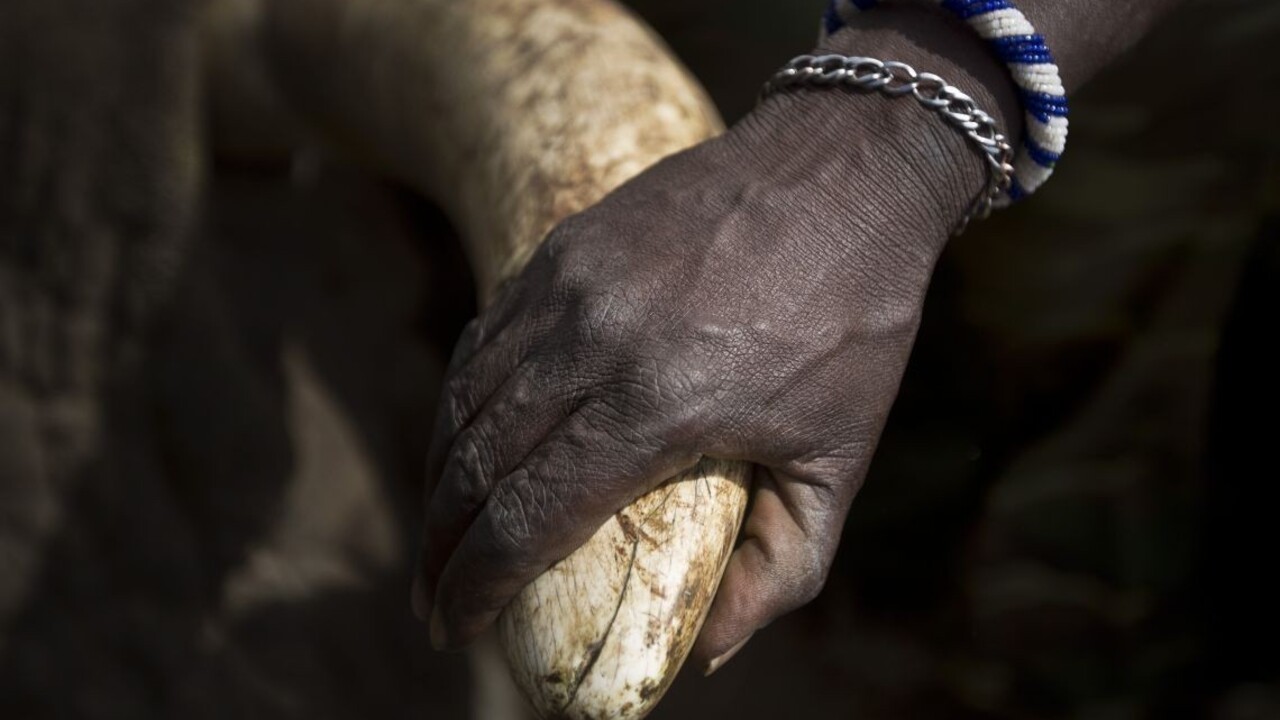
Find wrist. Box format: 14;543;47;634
817;5;1021;132
726;5;1021;250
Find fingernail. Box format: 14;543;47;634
704;634;752;676
429;606;448;651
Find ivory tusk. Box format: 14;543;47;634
260;1;751;717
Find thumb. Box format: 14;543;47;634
691;467;849;675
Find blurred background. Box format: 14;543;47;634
1;0;1277;718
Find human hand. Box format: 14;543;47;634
414;14;1015;672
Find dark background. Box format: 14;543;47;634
2;0;1277;718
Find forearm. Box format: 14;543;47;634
820;0;1185;106
1017;0;1185;90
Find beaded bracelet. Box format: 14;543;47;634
821;0;1069;204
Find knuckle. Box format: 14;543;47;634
576;291;624;345
561;288;646;370
496;369;536;412
451;426;497;502
488;458;579;564
549;243;596;300
440;376;475;432
485;474;540;563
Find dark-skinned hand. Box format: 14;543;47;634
414;10;1021;673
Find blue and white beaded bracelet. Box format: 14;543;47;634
822;0;1068;203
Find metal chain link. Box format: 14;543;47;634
760;55;1015;235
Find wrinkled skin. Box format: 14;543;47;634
412;8;1014;668
413;0;1178;673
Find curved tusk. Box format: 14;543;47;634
260;1;751;717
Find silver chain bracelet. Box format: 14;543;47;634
760;55;1015;235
